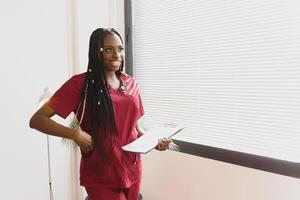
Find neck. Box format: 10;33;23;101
105;70;117;81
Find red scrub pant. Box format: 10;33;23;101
85;182;140;200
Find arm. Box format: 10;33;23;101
29;103;93;152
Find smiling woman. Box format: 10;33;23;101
29;28;171;200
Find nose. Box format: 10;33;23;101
112;49;121;59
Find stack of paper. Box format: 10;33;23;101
122;124;184;154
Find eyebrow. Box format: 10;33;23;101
103;45;124;48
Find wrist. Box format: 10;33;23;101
70;128;80;141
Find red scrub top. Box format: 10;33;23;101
47;72;144;188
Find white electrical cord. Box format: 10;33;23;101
47;135;54;200
39;87;54;200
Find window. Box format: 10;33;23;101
125;0;300;178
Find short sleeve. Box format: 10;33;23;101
121;72;145;120
47;74;83;119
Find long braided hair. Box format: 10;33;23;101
79;28;124;164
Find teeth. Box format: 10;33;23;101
111;61;120;67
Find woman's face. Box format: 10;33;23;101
101;33;124;72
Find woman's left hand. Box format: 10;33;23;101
155;138;172;151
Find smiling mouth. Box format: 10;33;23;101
111;61;121;67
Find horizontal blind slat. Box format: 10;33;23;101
132;0;300;163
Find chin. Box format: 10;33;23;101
106;66;120;72
112;66;120;71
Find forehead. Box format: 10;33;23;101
103;33;123;46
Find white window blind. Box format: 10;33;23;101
132;0;300;163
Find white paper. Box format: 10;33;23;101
122;124;184;154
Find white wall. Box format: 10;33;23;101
77;0;124;73
141;151;300;200
0;0;122;199
0;0;71;199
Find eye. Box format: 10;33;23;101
118;47;124;52
104;48;112;53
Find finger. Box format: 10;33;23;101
157;142;162;151
163;143;168;150
160;142;167;151
155;143;159;150
161;138;170;150
81;143;92;152
167;139;173;148
166;139;172;149
81;147;87;153
85;146;93;153
87;137;93;146
165;138;172;144
83;147;90;153
157;140;163;151
87;145;93;152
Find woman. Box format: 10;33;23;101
29;28;170;200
